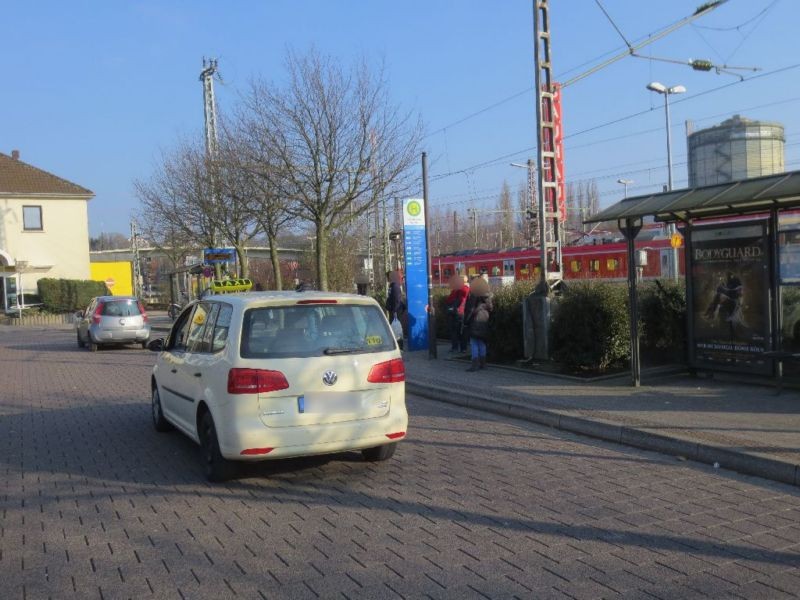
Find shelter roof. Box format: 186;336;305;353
585;170;800;224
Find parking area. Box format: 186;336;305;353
2;328;800;599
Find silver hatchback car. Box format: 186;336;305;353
76;296;151;351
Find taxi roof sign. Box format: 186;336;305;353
210;278;253;293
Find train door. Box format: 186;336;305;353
503;259;516;283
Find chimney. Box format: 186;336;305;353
11;149;19;160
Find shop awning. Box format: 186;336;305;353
585;170;800;224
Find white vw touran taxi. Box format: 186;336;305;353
149;292;407;481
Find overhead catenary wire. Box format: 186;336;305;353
560;0;729;88
429;62;800;181
694;0;780;32
424;2;728;140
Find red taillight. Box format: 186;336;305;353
240;447;274;456
227;368;289;394
367;358;405;383
386;432;405;440
296;299;338;305
137;301;148;323
92;302;104;324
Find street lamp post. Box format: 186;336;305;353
617;178;633;199
647;81;685;279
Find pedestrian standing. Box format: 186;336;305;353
444;274;469;353
463;276;492;372
385;270;405;322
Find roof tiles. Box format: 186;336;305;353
0;152;93;196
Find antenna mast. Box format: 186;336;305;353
200;58;220;160
533;0;563;290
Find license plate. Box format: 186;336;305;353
298;392;360;414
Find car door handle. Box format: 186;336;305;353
194;372;202;378
170;368;177;373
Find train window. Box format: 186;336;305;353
444;268;452;277
570;260;581;273
503;260;515;275
479;266;488;274
492;266;501;276
520;264;530;275
606;258;619;271
589;260;600;272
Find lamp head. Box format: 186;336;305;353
668;85;687;94
646;82;667;93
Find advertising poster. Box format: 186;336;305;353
778;226;800;284
690;222;770;374
402;198;429;351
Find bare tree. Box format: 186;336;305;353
240;49;423;290
135;139;219;252
233;119;297;290
496;180;514;249
210;131;265;278
89;232;130;251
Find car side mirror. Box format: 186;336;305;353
147;338;165;352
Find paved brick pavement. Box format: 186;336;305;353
402;343;800;486
2;328;800;599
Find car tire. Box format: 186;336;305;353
141;340;149;349
362;442;397;462
151;386;173;432
200;412;235;482
77;331;85;348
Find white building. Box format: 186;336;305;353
0;150;94;312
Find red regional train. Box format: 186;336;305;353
432;229;685;285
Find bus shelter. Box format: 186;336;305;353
585;170;800;387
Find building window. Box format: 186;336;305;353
23;206;43;231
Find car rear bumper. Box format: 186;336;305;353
92;327;150;343
216;409;408;461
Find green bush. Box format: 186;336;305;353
37;278;110;312
486;280;536;361
432;280;535;360
639;279;686;360
551;281;630;372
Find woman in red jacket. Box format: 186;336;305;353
444;274;469;353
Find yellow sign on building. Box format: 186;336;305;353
90;262;133;296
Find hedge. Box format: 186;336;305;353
400;278;687;373
37;278;110;312
638;279;686;360
551;281;630;372
433;280;536;362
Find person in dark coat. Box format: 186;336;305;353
385;271;405;321
463;276;493;372
444;274;469;353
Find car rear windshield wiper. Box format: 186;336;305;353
323;346;362;355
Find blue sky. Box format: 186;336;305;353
3;1;798;236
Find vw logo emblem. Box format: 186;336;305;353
322;370;338;386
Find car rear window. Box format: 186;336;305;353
241;304;396;358
100;300;141;317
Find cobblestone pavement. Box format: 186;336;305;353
2;328;800;600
